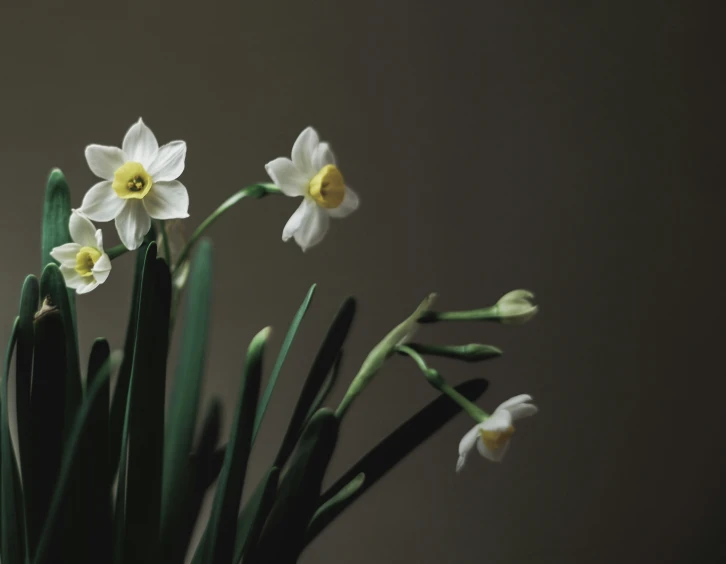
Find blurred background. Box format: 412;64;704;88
1;1;723;563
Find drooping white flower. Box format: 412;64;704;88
265;127;359;251
79;118;189;250
456;395;538;470
50;210;112;294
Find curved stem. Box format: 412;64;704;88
397;345;489;422
157;220;172;264
173;183;281;271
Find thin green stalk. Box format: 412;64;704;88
396;345;488;422
106;245;129;261
158;220;172;266
173;183;280;272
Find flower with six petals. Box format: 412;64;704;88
265;127;359;251
79;118;189;250
456;394;538;469
50;210;112;294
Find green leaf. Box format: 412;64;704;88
31;348;117;564
274;298;355;468
304;378;489;545
162;239;214;542
232;466;280;564
307;472;364;535
39;264;82;440
40;169;76;342
109;242;149;476
123;246;171;564
252;408;339;564
252;284;316;443
204;327;268;564
26;307;67;558
16;275;38;490
161;399;222;564
75;339;112;564
2;319;24;564
303;350;343;426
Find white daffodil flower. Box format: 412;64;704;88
50;210;112;294
495;290;538;325
79;118;189;250
456;395;537;470
265;127;359;251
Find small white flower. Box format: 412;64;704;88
79;118;189;251
456;395;537;470
50;210;112;294
265;127;360;251
495;290;538;325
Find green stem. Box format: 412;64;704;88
397;345;488;423
158;220;172;265
173;183;280;272
418;308;498;323
106;244;129;260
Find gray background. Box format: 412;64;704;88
1;1;723;563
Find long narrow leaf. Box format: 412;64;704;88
274;298;355;468
27;307;67;559
2;319;23;564
124;247;171;564
162;239;214;541
16;275;38;489
307;472;365;536
304;378;489;545
204;328;268;564
252;408;339;564
303;350;344;426
161;398;222;564
41;169;76;349
31;351;118;564
76;339;112;564
109;242;149;475
39;264;81;439
232;466;280;564
252;284;316;443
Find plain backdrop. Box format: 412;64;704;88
1;1;723;563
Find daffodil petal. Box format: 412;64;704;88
293;202;329;251
476;436;510;462
291;127;319;175
265;158;309;196
506;403;538;420
143;180;190;220
457;423;482;472
76;280;100;295
311;142;336;171
282;199;311;242
80;181;125;222
147;140;186;181
69;210;99;248
95;229;104;251
122;118;159;167
50;243;81;267
115;200;151;250
481;410;513;432
59;265;84;289
85;145;127;180
327;185;360;218
92;254;112;284
497;394;534;411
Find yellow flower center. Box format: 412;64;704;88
479;426;515;451
112;161;153;199
308;165;345;209
75;246;102;277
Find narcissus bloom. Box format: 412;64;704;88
80;118;189;250
456;395;538;470
495;290;538;324
265;127;359;251
50;210;112;294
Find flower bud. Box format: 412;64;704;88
495;290;538;325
